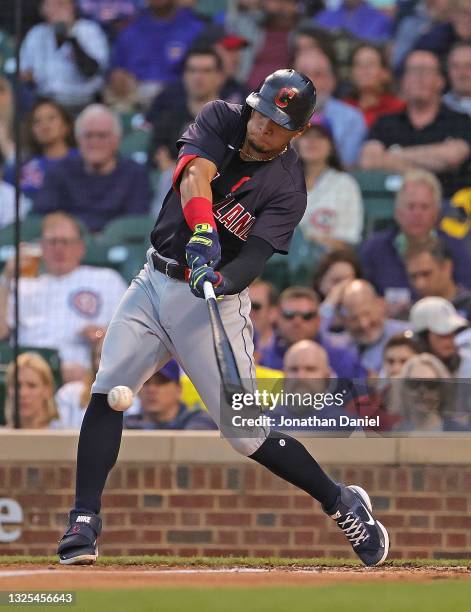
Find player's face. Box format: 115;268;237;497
246;110;299;155
41;219;85;276
406;252;450;297
11;366;50;427
383;345;416;378
278;297;320;344
395;182;439;239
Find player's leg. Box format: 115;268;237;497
58;269;174;564
164;284;388;566
164;285;340;504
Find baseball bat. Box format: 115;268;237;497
203;281;244;404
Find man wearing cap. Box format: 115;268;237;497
410;296;471;378
58;69;390;568
124;361;217;430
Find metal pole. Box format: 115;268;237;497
13;0;23;429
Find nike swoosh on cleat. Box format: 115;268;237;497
363;507;375;526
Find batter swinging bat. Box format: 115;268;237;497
203;281;244;404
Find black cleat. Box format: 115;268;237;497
325;484;389;566
57;510;102;565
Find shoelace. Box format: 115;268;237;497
337;512;369;548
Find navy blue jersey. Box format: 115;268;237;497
151;100;307;268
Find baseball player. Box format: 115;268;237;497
57;69;389;566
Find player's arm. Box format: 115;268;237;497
218;236;274;294
189;236;274;298
177;157;222;269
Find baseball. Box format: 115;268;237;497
107;386;134;411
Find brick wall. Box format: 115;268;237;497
1;461;471;559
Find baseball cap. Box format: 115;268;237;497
410;297;468;335
219;34;249;50
157;360;180;383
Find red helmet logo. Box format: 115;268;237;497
274;87;297;108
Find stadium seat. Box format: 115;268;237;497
351;170;402;237
0;214;44;246
287;227;326;287
99;215;153;246
0;342;62;388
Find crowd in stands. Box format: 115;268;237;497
0;0;471;432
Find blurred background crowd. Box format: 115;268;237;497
0;0;471;432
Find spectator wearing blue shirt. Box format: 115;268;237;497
108;0;206;108
5;98;78;202
360;170;471;309
125;360;217;430
314;0;393;44
294;46;367;166
34;103;151;232
259;286;367;379
77;0;146;40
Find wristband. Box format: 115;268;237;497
183;197;216;231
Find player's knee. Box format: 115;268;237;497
225;435;267;457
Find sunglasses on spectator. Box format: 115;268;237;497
404;379;441;391
281;310;318;321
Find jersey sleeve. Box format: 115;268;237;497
249;190;307;254
176;100;236;167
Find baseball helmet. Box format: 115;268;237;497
246;69;316;131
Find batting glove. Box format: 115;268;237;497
185;223;221;269
189;264;226;299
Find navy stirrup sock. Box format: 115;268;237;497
249;432;340;511
74;393;123;515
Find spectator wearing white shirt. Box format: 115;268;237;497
0;151;30;229
55;334;140;429
0;212;127;383
20;0;109;111
297;121;364;249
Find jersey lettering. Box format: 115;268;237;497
229;211;256;240
219;203;245;228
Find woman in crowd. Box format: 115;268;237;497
297;121;364;250
4;352;59;429
343;44;405;128
10;98;76;202
390;353;468;432
312;247;362;336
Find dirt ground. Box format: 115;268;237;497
1;564;470;590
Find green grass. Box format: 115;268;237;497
68;582;471;612
1;554;470;568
